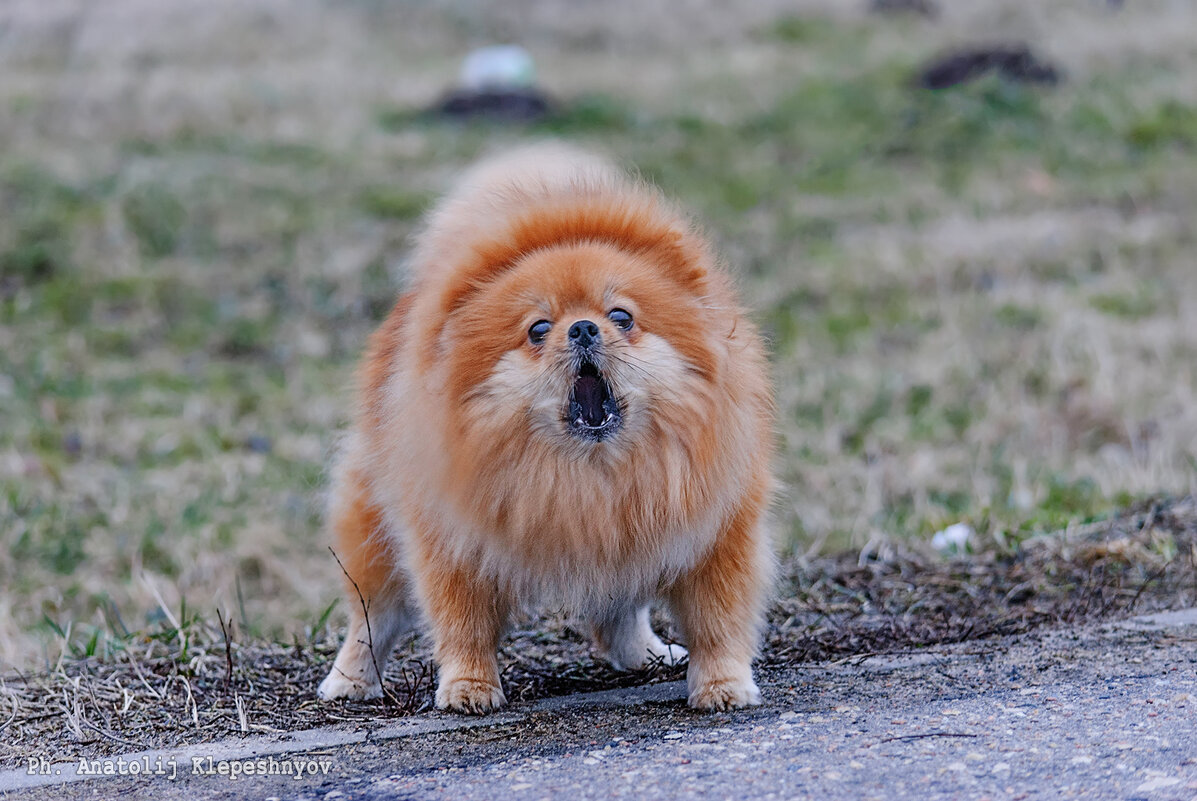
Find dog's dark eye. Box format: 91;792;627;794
608;308;633;330
528;320;552;344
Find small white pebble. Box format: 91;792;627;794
932;522;974;553
1135;777;1180;792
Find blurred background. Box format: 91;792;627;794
1;0;1195;668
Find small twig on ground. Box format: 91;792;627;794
217;609;235;692
328;546;395;707
81;718;147;750
82;678;114;734
397;661;433;713
879;731;979;743
122;646;162;700
172;675;199;728
61;678;84;740
1128;567;1168;612
140;573;180;631
832;651;882;665
0;686;16;735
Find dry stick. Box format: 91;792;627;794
217;609;235;692
82;678;113;734
397;661;431;714
0;687;16;735
80;718;148;750
124;647;163;700
1127;566;1168;613
328;546;396;707
879;731;979;743
235;694;248;733
173;675;199;728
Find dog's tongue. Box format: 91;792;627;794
574;374;607;426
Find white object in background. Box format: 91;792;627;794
459;45;536;91
931;522;974;554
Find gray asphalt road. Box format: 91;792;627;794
5;610;1196;801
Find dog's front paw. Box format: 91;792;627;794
688;675;761;711
435;677;506;714
318;669;382;701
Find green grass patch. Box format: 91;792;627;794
122;132;332;167
757;14;866;47
1026;474;1109;532
358;186;432;220
1090;289;1159;319
1126;100;1197;150
122;182;186;257
0;164;92;284
994;303;1044;330
534;94;639;134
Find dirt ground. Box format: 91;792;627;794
3;495;1193;772
5;596;1197;800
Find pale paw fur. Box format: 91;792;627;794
646;638;689;667
598;606;689;671
435;677;506;714
608;636;688;671
317;669;382;701
687;674;761;710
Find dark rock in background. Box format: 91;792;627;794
918;44;1061;90
433;88;555;122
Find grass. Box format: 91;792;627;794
1;0;1196;679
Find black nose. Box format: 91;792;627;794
568;320;600;349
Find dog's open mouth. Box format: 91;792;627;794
567;360;622;440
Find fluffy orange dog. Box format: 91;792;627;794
317;144;774;712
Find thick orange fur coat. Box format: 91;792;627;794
317;144;775;712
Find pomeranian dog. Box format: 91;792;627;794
317;144;775;712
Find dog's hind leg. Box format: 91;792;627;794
592;604;687;671
318;462;412;700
